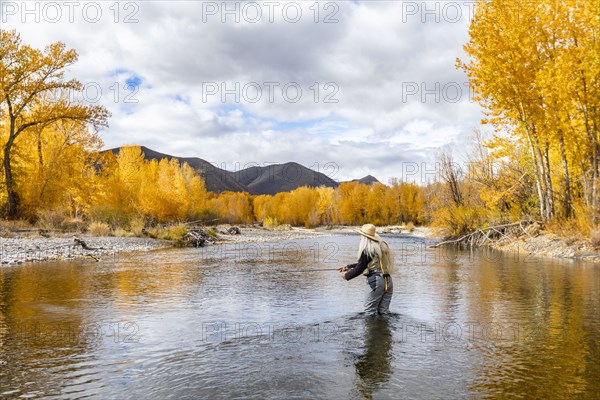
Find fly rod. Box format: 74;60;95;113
268;267;346;273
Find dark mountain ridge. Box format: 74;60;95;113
352;175;381;185
231;162;339;195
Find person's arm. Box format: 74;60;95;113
342;262;357;271
343;252;372;281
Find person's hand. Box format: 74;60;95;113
338;266;349;272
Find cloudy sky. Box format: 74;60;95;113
2;0;484;184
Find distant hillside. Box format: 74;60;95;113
106;146;379;195
351;175;381;185
232;163;338;195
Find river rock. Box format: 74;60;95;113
227;226;241;235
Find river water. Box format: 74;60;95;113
0;234;598;399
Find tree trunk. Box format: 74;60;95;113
526;129;547;220
36;127;44;169
558;132;572;218
542;141;555;219
536;144;550;219
3;137;18;219
579;73;599;223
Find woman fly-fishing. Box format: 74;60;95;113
339;224;394;316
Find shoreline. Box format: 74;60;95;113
490;233;600;264
0;224;431;266
1;224;598;266
214;224;435;244
0;236;172;265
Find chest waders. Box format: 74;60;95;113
362;243;391;292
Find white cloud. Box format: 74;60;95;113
3;0;486;184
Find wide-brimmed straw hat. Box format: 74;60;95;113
355;224;381;242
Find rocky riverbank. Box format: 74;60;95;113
0;224;432;266
0;236;171;265
214;224;434;244
432;221;600;264
0;226;335;265
491;233;600;263
215;226;331;243
5;223;595;267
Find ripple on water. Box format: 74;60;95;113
0;235;598;399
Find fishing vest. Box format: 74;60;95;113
363;240;392;276
362;253;381;276
363;241;392;292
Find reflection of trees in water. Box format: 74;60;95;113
0;258;205;396
465;253;600;398
354;317;393;400
0;262;92;396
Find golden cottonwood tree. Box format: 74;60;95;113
249;182;426;228
16;119;104;218
459;0;599;224
100;146;209;224
0;29;109;218
315;186;338;225
209;191;253;224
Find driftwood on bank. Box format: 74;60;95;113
73;237;102;261
430;220;541;248
184;218;220;227
73;237;102;250
221;226;241;235
184;229;217;247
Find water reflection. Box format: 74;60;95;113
353;316;393;399
0;235;598;399
0;263;101;398
463;252;600;399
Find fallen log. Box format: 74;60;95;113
430;221;541;248
220;226;241;235
184;229;217;247
184;218;220;226
74;237;101;250
73;237;102;262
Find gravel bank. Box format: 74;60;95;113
0;236;171;265
215;224;435;244
492;234;600;263
0;225;436;266
215;226;332;243
317;225;435;238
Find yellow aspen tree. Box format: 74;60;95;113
0;30;109;218
181;162;208;220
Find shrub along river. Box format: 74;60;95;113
0;233;598;399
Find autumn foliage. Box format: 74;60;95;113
2;4;599;241
97;146;210;224
455;0;599;236
251;181;425;228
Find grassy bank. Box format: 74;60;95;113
0;217;194;242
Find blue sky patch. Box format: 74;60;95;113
126;75;143;90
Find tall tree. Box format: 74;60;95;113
459;0;599;222
0;30;109;218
